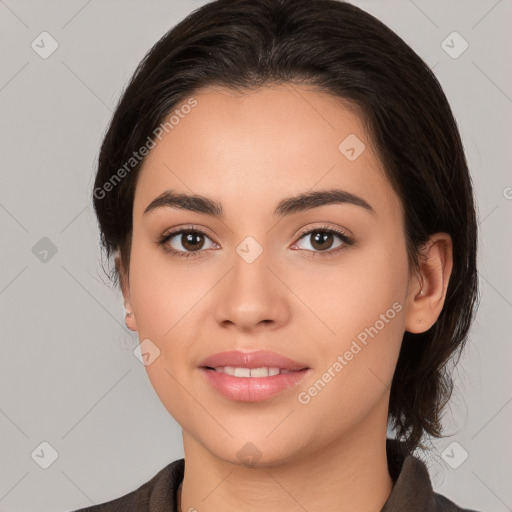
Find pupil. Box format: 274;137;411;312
183;232;203;251
312;232;332;250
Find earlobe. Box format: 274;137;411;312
125;309;138;332
404;233;453;334
115;254;138;332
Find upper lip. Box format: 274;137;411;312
198;350;309;371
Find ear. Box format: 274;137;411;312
404;233;453;334
115;254;138;332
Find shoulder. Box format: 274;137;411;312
68;458;184;512
384;438;483;512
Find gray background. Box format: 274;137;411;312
0;1;511;511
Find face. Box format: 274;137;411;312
121;84;419;465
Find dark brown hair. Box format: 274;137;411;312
92;0;479;453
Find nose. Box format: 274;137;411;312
214;246;291;334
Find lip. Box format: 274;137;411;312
198;350;309;371
199;367;311;402
198;350;311;402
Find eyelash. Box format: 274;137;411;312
157;224;354;259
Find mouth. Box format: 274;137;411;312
201;366;307;377
199;364;311;402
197;350;311;401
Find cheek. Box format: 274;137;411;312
293;231;408;345
288;246;408;439
293;230;409;395
127;239;202;420
127;239;214;415
128;236;209;339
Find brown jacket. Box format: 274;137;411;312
71;439;481;512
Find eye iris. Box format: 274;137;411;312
182;232;204;251
311;231;333;251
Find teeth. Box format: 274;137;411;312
214;366;283;377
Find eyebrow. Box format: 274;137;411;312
143;189;375;218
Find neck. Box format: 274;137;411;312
177;428;394;512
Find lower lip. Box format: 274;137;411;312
199;368;310;402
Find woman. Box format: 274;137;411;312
74;0;480;510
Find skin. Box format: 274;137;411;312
118;83;453;512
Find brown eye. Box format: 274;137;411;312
309;231;335;251
179;232;206;251
292;226;354;257
159;228;217;258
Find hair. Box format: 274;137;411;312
92;0;479;453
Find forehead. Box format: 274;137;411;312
133;84;401;222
